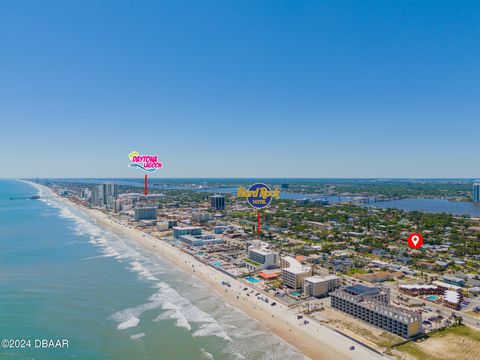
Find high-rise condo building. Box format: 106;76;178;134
210;195;225;210
473;183;480;203
90;186;104;206
134;206;157;221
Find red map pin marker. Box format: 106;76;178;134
408;233;423;249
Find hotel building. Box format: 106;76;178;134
303;275;340;298
246;241;279;270
134;206;157;221
331;285;423;339
173;226;202;239
281;256;311;289
178;234;224;246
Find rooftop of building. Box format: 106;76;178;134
444;290;461;304
432;280;462;291
258;271;280;279
304;275;339;283
173;226;202;230
344;284;381;296
399;284;438;290
282;256;311;274
249;240;278;255
443;275;464;282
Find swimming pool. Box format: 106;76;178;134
212;261;222;267
245;277;260;283
426;295;440;301
291;292;302;297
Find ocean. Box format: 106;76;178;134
0;180;307;360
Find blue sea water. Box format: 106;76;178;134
0;180;307;360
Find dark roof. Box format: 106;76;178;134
345;284;380;296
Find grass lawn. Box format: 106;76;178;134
346;268;367;276
243;258;261;266
396;325;480;360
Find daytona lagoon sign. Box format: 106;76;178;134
128;151;163;173
237;183;280;209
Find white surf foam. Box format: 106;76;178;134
154;309;191;330
117;317;140;330
193;323;232;341
130;261;158;281
111;296;164;330
151;282;232;341
201;348;214;360
130;333;145;341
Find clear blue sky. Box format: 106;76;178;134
1;1;479;178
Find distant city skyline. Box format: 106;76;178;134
1;1;479;178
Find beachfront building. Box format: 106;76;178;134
173;226;202;239
331;286;422;339
246;240;279;271
178;234;224;246
303;275;340;298
80;189;91;200
104;183;118;207
281;256;311;289
343;284;390;303
157;222;169;231
90;183;118;206
90;186;103;206
473;183;480;203
210;195;225;210
134;207;157;221
114;199;122;213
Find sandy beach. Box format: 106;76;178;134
33;182;387;360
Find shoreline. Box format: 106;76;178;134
30;181;386;360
